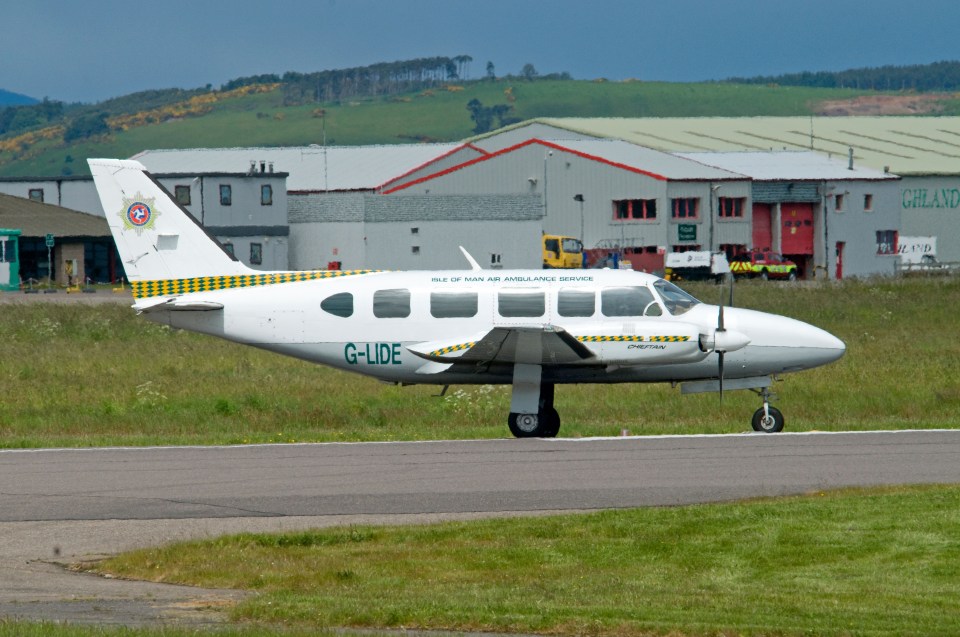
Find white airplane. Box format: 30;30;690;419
89;158;845;438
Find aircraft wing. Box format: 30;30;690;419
408;325;595;367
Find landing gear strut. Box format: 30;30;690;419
750;387;784;433
507;364;560;438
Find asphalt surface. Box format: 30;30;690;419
2;431;959;626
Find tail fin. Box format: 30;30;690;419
89;158;250;282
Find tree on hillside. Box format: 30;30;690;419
467;98;516;134
521;63;539;81
486;61;496;80
63;112;109;142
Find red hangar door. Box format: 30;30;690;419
752;204;772;251
780;203;814;278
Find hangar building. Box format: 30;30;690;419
473;117;959;264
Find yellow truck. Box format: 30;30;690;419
542;235;584;269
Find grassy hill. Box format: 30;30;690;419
2;79;959;178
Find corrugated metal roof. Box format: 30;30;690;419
491;117;960;176
675;150;898;181
0;193;109;237
553;139;744;180
133;144;465;191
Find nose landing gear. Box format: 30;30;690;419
750;387;784;433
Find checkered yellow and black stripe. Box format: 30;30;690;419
131;269;376;300
577;335;690;343
429;342;476;357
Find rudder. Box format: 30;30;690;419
89;158;250;283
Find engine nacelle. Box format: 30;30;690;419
577;321;708;365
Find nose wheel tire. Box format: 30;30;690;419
752;405;784;433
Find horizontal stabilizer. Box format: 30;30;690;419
134;298;225;313
415;361;454;375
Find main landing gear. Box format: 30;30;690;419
750;387;784;433
507;364;560;438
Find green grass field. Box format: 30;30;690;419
2;276;959;636
1;276;958;448
83;485;960;636
2;79;935;178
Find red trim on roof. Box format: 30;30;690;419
381;139;669;194
375;143;489;191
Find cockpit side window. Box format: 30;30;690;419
320;292;353;318
653;279;700;316
601;286;658;317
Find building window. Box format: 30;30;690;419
250;242;262;265
835;194;845;212
222;242;235;257
490;253;501;266
671;197;699;219
411;227;419;234
260;184;273;206
219;184;232;206
720;243;748;261
613;198;657;220
411;246;420;255
671;244;701;253
28;188;44;202
174;185;191;206
876;230;898;255
373;289;411;318
864;193;874;211
718;197;745;218
430;291;478;318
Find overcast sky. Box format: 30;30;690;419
4;0;959;103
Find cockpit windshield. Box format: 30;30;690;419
653;279;700;316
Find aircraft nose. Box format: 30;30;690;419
769;315;846;370
722;307;845;372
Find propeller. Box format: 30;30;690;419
715;272;735;401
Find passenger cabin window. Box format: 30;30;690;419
373;289;411;318
321;292;354;318
430;291;478;318
601;286;660;317
498;289;545;318
558;288;595;317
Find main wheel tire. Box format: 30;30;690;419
509;412;541;438
788;271;797;282
542;408;561;438
508;410;560;438
752;406;784;433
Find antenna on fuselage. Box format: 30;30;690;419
459;246;482;271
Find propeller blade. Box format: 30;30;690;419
717;300;725;333
718;351;725;402
727;272;735;308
